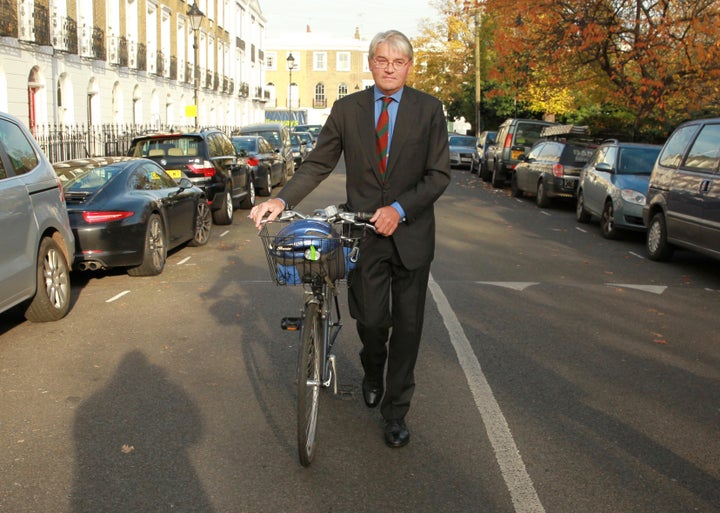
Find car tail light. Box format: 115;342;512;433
187;160;217;177
553;163;564;177
83;211;134;223
247;157;259;167
504;133;513;148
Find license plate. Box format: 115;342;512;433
166;169;182;179
511;149;524;160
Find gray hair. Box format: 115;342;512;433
368;30;413;61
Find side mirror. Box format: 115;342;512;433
178;177;193;189
595;162;612;172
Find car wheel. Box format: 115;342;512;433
128;214;166;276
491;165;504;188
259;173;272;196
600;200;619;239
536;180;551;208
24;236;72;322
646;211;674;261
189;199;212;247
212;189;234;225
510;172;523;197
479;161;490;182
239;179;256;209
576;191;592;223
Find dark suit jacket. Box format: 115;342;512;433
278;86;451;270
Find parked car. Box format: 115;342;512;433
448;134;480;172
643;118;720;261
576;141;661;239
231;135;286;196
486;118;557;188
292;131;315;153
237;123;294;182
294;124;322;139
477;130;497;178
0;111;75;322
128;128;253;225
53;157;211;276
290;132;309;168
511;125;598;207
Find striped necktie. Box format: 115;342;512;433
375;97;392;175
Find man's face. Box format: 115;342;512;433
369;42;412;96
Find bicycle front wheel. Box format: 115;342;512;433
297;301;322;466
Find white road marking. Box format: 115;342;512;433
575;226;587;233
177;256;192;265
606;283;667;294
476;281;539;291
540;210;551;216
429;273;546;513
629;251;645;259
219;230;230;237
106;290;130;303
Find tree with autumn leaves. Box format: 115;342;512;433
410;0;720;141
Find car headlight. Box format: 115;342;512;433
620;189;646;205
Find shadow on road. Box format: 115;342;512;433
70;350;215;512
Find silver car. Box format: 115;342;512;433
576;141;661;239
0;112;75;321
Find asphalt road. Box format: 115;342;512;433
1;162;719;513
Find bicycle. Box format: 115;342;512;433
258;205;374;466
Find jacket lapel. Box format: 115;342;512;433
385;87;417;179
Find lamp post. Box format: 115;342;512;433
187;1;204;129
286;52;297;127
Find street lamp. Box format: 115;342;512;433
286;52;297;126
187;0;204;129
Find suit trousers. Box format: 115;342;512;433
348;234;431;421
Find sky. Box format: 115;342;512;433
258;0;439;42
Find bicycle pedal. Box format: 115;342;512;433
281;317;302;331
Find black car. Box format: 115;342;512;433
237;123;294;182
290;132;308;168
294;124;322;139
643;117;720;261
485;118;557;187
511;125;598;207
231;135;286;196
53;157;211;276
128;129;254;225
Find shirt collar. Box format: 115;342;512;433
373;86;404;104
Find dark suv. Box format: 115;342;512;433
643;118;720;261
0;111;75;321
511;125;598;207
485;118;557;188
128;129;253;225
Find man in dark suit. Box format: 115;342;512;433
250;30;450;448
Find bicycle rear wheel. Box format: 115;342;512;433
297;301;322;466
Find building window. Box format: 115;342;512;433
265;52;277;70
314;83;326;108
362;53;370;73
314;52;327;71
338;83;348;99
336;52;350;71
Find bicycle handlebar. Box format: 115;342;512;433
272;205;376;231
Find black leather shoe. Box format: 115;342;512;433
362;378;383;408
384;419;410;448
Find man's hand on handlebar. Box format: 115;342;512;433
370;206;401;237
250;198;285;230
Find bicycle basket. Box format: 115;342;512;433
260;220;353;285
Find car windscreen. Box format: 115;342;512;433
617;147;661;174
54;163;125;192
131;137;202;158
449;136;476;148
232;138;257;153
245;130;280;147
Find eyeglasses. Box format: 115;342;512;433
371;57;410;70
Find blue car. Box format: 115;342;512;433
576;141;661;239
